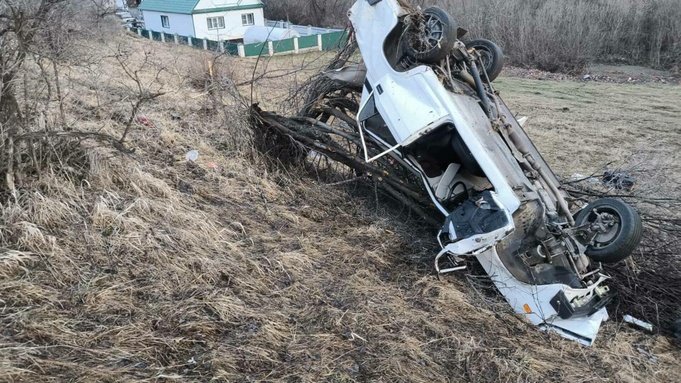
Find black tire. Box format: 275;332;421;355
574;198;643;264
402;7;458;64
466;39;504;82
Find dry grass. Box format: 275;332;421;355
0;34;680;382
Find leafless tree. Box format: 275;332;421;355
0;0;153;196
112;44;166;143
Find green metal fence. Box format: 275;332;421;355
224;42;239;55
273;38;295;54
128;27;348;57
190;37;203;49
298;35;318;49
207;40;219;51
244;42;267;57
321;31;347;51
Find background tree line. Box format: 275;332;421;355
264;0;681;73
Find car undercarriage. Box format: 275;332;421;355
254;0;645;345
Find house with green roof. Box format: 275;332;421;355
138;0;265;41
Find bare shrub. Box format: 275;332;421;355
266;0;681;72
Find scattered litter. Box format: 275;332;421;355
570;173;600;184
583;74;592;81
623;315;654;332
343;331;367;342
136;115;154;127
186;150;199;162
207;161;218;169
603;171;636;191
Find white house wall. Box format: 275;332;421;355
192;8;265;40
142;10;195;37
194;0;263;11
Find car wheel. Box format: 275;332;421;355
466;39;504;82
574;198;643;264
402;7;458;64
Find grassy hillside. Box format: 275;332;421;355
1;34;680;382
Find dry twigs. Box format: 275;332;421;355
562;176;681;335
250;35;681;338
251;31;440;226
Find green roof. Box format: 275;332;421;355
138;0;264;15
138;0;200;15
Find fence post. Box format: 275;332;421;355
294;37;299;54
148;29;154;40
238;44;245;57
307;25;312;35
174;34;179;45
137;28;142;36
317;34;323;51
268;41;274;56
219;41;225;53
161;32;166;43
188;36;193;47
203;38;208;50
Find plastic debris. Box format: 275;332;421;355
207;162;218;169
570;173;600;184
623;315;654;332
185;150;199;162
137;115;154;128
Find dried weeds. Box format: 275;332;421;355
0;30;679;383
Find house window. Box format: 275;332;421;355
241;13;255;26
161;15;170;28
207;16;225;30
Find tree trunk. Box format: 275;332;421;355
52;60;66;128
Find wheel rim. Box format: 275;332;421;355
580;206;623;248
408;14;445;54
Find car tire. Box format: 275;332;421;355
574;198;643;264
466;39;504;82
402;7;458;64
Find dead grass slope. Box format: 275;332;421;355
1;36;680;382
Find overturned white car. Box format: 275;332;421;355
329;0;644;345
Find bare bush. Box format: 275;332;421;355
0;0;161;198
266;0;681;72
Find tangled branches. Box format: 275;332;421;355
253;31;439;226
562;176;681;336
251;32;680;337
